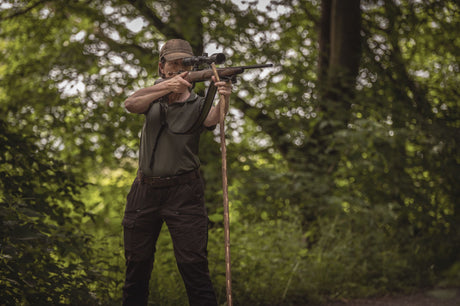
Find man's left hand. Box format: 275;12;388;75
212;76;232;97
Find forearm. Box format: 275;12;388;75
204;95;230;127
124;82;172;114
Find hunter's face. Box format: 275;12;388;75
160;59;192;78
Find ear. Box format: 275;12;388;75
159;62;165;74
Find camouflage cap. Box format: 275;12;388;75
159;39;194;62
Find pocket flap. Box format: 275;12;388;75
122;216;135;229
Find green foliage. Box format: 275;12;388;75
222;209;306;305
0;119;114;304
1;0;459;305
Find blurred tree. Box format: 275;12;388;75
1;0;459;303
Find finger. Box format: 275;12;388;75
218;87;231;95
178;77;192;87
217;83;232;90
214;81;227;87
213;77;229;85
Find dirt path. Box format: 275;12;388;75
323;288;460;306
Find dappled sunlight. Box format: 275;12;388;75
1;0;459;304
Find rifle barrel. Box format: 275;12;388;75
234;63;274;70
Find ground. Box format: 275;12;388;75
323;288;460;306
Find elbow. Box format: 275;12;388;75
124;97;148;114
203;119;215;128
124;98;135;113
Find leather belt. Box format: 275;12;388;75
136;169;200;187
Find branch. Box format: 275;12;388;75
384;1;432;119
233;96;290;157
0;0;48;21
125;0;183;39
94;28;154;60
363;10;457;143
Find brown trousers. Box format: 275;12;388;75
122;172;217;306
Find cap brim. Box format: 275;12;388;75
163;52;193;61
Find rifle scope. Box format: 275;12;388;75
182;53;226;66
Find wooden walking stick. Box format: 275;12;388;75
211;63;233;306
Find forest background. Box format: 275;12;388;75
1;0;459;305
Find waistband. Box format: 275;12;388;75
136;169;200;187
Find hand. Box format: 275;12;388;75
166;71;192;93
212;76;232;97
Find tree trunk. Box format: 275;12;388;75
295;0;362;220
318;0;332;88
170;0;205;55
320;0;361;124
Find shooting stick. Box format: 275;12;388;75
211;63;233;306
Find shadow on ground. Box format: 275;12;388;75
323;288;460;306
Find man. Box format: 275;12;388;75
122;39;231;305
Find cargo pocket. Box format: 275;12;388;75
166;208;209;263
122;215;136;260
122;215;136;229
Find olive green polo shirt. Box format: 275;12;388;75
138;92;210;177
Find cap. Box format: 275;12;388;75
159;39;194;62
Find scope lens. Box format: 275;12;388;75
211;53;226;64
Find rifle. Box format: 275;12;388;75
156;63;273;85
184;63;273;84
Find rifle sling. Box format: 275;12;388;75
148;84;217;170
168;83;217;135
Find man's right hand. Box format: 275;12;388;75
165;71;192;93
124;72;192;113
